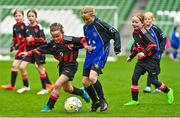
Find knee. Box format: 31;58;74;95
19;65;26;72
89;75;97;84
82;78;90;87
54;84;61;91
11;65;18;71
63;87;72;93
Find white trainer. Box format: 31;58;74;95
17;86;30;93
152;88;161;93
143;86;151;93
37;89;49;95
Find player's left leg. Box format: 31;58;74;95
17;61;30;93
89;70;108;112
35;64;49;95
150;75;174;104
62;81;90;103
82;77;100;112
143;75;151;93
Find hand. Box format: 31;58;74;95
26;36;34;42
10;47;14;52
114;47;121;55
137;52;145;60
84;45;94;52
19;52;28;58
127;57;132;62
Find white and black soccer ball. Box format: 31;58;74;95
64;97;82;113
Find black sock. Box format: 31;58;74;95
147;76;151;87
132;92;138;101
131;84;139;101
158;83;170;93
72;86;83;96
11;70;18;86
22;74;29;87
93;80;105;100
40;74;47;89
47;95;58;109
85;85;98;103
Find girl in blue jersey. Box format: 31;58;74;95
143;12;166;93
80;6;121;112
170;26;180;61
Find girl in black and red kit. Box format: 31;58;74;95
19;22;93;112
124;12;174;105
17;9;53;94
1;8;27;91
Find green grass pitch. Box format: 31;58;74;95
0;56;180;117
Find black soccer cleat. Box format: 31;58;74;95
100;99;108;112
91;100;101;112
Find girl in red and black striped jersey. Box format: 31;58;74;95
17;9;53;94
1;8;27;91
19;22;93;112
124;12;174;105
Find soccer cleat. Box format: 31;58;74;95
37;89;49;95
152;88;161;93
17;86;30;93
167;88;174;104
80;88;90;103
1;84;16;90
143;86;151;93
41;105;52;112
100;99;108;112
91;100;101;112
124;100;139;106
46;83;54;92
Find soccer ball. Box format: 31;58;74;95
64;97;82;113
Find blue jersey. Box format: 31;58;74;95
171;30;180;49
83;17;121;69
149;27;161;59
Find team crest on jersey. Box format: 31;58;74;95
139;34;142;39
93;32;97;37
94;64;99;69
34;28;39;33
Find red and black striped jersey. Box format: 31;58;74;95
26;22;46;51
12;21;27;50
11;21;27;58
27;35;87;63
130;27;157;60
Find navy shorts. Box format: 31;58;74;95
83;64;103;77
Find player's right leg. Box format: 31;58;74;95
124;63;144;106
41;74;67;112
1;59;22;90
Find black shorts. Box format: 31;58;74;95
58;62;78;81
23;54;46;65
134;58;160;76
15;56;23;60
83;64;103;77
